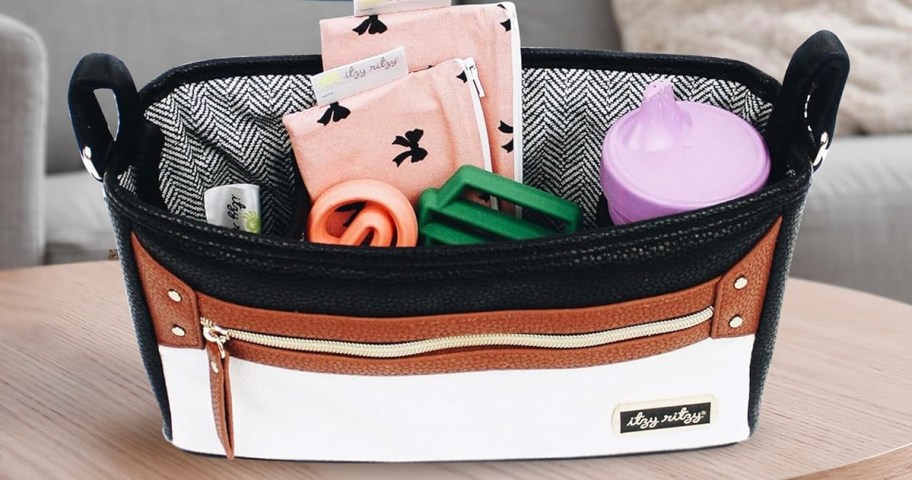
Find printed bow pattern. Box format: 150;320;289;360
499;121;514;153
318;102;351;125
498;4;512;31
353;15;388;35
428;64;470;85
392;129;428;167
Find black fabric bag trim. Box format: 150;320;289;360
523;47;781;98
766;31;851;176
138;49;781;109
104;168;807;279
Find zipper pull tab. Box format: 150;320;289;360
201;319;234;459
202;319;229;360
463;57;486;98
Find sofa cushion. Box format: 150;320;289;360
791;135;912;304
45;171;115;264
0;14;47;269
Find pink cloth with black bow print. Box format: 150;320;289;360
284;59;491;215
320;2;522;183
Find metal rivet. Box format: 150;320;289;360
734;277;749;290
210;361;220;374
171;326;187;337
729;316;745;329
168;289;182;303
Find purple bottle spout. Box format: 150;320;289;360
622;80;692;152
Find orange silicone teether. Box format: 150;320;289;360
307;180;419;248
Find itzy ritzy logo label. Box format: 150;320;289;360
311;47;409;107
616;397;713;434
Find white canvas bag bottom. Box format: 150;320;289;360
159;335;754;462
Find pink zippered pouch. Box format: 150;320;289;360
320;2;522;183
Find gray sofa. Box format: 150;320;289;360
1;1;910;305
0;14;46;268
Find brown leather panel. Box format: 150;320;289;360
132;218;783;374
228;321;712;376
712;218;782;339
196;280;717;343
131;235;202;349
207;342;234;459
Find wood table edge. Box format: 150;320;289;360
795;443;912;479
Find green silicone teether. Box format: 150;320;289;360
417;166;583;246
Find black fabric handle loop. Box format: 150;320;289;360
765;31;850;176
68;53;142;181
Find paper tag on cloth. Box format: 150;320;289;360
204;184;262;234
311;47;409;107
354;0;451;16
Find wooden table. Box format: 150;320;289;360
1;263;910;479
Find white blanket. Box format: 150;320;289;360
612;0;912;135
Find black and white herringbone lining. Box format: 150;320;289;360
142;69;772;233
144;74;316;236
119;166;137;194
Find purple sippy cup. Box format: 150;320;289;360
600;79;770;225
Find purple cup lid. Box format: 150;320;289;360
601;80;770;224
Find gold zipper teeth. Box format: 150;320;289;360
201;307;714;359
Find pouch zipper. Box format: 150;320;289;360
200;306;714;359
